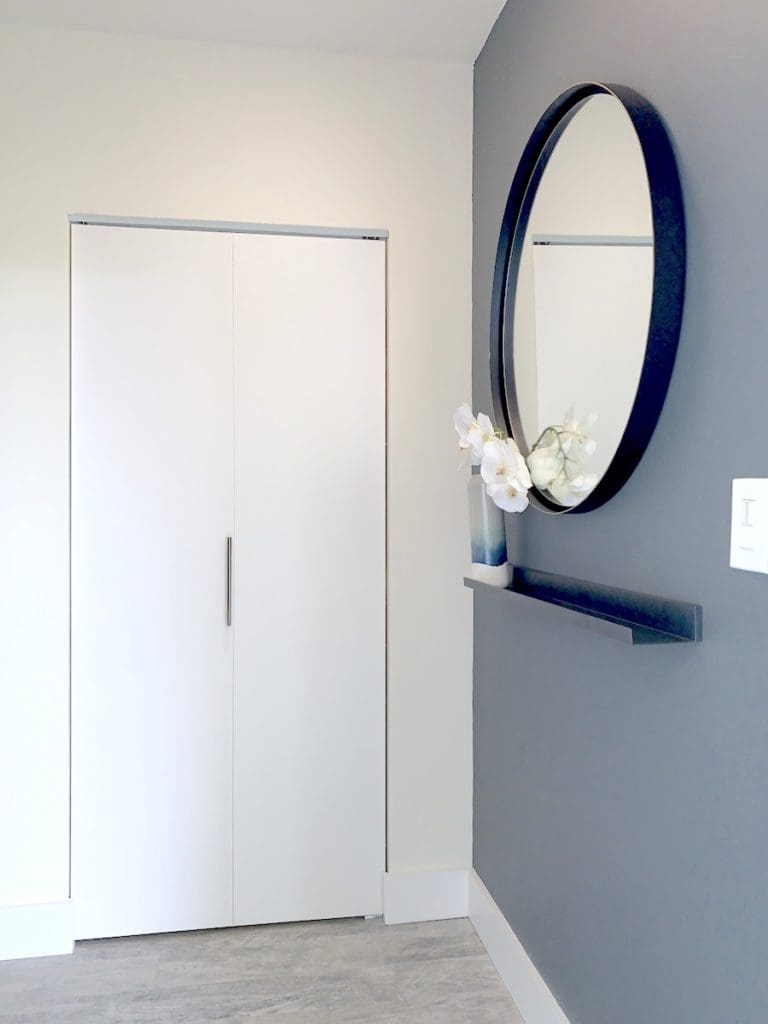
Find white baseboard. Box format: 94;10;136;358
382;869;469;925
468;870;571;1024
0;875;569;1024
0;900;74;962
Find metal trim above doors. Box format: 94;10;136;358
68;214;389;241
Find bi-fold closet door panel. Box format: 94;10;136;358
71;224;385;939
71;225;235;939
232;234;386;924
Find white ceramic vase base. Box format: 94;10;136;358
470;562;511;587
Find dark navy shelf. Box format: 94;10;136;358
465;566;702;645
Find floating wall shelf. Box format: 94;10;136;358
465;566;702;645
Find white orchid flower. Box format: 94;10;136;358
547;473;578;506
526;441;564;489
563;406;597;434
581;437;597;458
526;407;598;506
481;437;531;514
547;469;599;507
559;407;598;456
453;404;496;466
574;471;598;494
481;437;532;490
486;481;530;513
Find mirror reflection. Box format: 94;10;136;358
511;94;654;507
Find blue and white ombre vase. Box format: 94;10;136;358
468;470;511;586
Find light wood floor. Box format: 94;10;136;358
0;917;523;1022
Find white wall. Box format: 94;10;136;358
532;243;653;480
0;25;473;913
526;94;653;236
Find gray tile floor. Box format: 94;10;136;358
0;917;524;1023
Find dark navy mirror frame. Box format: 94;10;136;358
490;82;686;514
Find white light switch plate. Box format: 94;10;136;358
730;479;768;574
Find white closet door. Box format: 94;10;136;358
71;225;235;939
233;234;385;924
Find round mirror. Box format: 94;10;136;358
490;83;685;513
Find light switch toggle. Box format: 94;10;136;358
730;479;768;574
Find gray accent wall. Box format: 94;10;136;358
472;3;768;1023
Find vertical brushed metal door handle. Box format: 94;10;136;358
226;536;233;627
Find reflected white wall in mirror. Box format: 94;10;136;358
513;94;654;503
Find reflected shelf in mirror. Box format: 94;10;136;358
532;234;653;247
